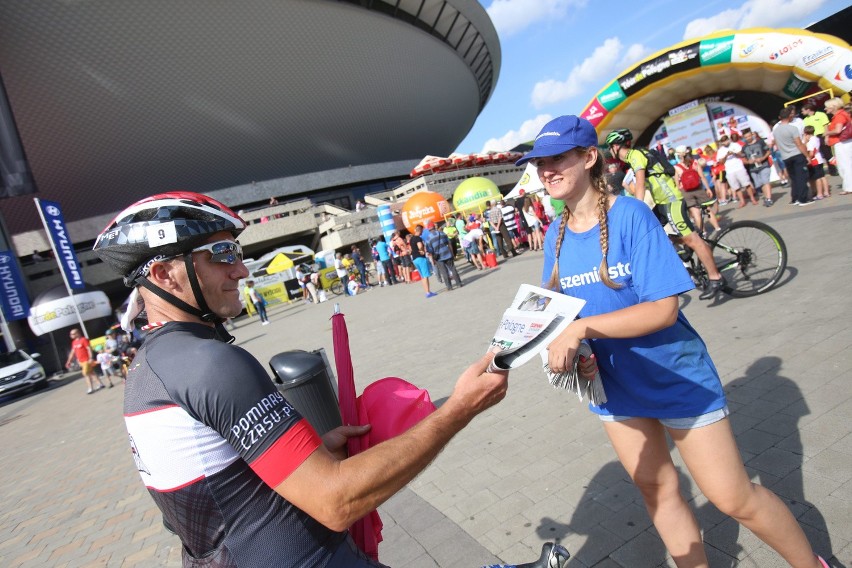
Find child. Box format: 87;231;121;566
94;346;116;388
804;125;830;200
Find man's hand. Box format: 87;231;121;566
322;425;371;460
442;353;509;422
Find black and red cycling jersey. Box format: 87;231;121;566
124;322;380;567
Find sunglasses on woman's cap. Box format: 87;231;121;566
190;241;243;264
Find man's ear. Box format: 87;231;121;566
147;258;184;291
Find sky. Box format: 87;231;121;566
455;0;848;154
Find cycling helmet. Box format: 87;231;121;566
604;128;633;147
93;191;246;286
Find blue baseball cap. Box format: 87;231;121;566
515;115;599;166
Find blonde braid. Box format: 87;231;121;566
546;208;571;291
591;152;621;290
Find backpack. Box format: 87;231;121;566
640;148;676;177
676;163;702;190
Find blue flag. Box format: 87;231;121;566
0;251;31;321
36;199;86;290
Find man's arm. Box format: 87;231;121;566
275;354;507;532
794;136;809;157
633;168;647;203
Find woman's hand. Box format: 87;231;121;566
321;424;371;460
547;324;582;374
578;353;598;380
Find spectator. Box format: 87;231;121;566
802;101;835;175
390;231;411;283
245;280;270;324
269;196;279;206
484;200;506;258
499;199;522;251
409;225;436;298
31;249;45;262
673;146;721;237
350;245;369;288
521;200;544;251
374;235;396;285
773;107;814;206
824;97;851;195
334;252;352;297
742;131;775;206
716;135;759;207
803;125;829;200
425;221;463;291
65;328;107;394
94;346;118;388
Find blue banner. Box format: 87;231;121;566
36;199;86;289
0;251;31;321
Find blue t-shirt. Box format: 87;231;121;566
375;240;391;262
541;197;726;418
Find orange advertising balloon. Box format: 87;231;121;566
400;191;451;233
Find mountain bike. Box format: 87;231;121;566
674;209;787;297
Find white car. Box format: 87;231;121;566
0;350;47;397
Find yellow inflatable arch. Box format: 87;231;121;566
579;27;852;143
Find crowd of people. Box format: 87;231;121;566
606;97;851;218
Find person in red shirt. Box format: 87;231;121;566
65;328;107;394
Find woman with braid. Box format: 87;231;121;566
516;115;828;568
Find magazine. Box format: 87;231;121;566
487;284;606;404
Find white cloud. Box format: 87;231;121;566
486;0;585;37
530;38;649;109
683;0;825;40
480;114;553;153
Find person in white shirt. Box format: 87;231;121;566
804;125;829;200
716;135;758;208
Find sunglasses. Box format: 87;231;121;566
190;241;243;264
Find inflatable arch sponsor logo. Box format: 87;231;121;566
617;43;700;96
700;35;734;65
769;38;804;61
803;46;835;68
738;37;765;59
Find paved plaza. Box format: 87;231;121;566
1;186;851;567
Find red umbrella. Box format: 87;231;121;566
331;305;383;560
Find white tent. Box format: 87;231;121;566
505;163;544;199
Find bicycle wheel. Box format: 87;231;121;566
365;268;378;287
330;280;344;296
711;220;787;297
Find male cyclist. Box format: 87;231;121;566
606;129;726;299
93;191;567;568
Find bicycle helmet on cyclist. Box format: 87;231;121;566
93;191;246;326
604;128;633;147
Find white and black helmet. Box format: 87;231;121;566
93;191;246;286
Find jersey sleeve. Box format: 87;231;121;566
155;339;322;488
627;149;649;172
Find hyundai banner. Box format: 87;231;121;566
0;251;30;321
35;199;85;290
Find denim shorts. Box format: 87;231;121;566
598;406;730;430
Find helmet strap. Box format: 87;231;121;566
135;251;223;325
181;253;222;323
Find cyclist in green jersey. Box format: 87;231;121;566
606;129;725;299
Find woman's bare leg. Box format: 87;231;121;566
603;419;709;567
670;419;820;568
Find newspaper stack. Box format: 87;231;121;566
487;284;607;405
541;342;607;405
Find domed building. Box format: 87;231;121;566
0;0;500;239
